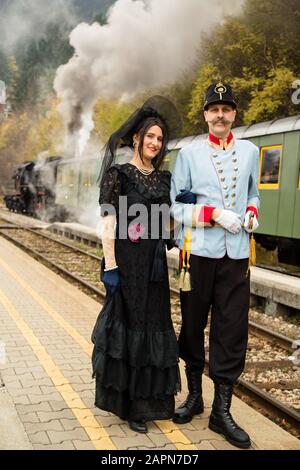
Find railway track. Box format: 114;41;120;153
0;223;104;298
0;221;299;436
256;263;300;279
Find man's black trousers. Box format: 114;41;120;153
179;254;250;384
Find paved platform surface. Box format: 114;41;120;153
0;235;299;450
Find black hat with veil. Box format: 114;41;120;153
99;95;182;185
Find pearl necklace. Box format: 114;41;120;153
129;162;154;175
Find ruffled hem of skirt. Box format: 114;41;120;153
93;353;181;400
91;294;181;401
91;296;179;369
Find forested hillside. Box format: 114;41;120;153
0;0;299;191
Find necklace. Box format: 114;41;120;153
129;162;154;175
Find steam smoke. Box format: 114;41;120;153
0;0;76;52
0;81;6;105
54;0;244;157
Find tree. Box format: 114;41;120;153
244;68;297;123
188;0;300;128
12;22;73;110
22;95;64;160
73;0;116;22
202;17;267;80
93;98;137;143
0;48;10;85
243;0;300;73
188;17;269;128
0;111;31;191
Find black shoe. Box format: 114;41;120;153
128;420;148;434
173;369;204;424
208;384;251;449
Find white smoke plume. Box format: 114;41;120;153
0;0;77;52
54;0;244;157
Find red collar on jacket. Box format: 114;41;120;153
208;132;234;150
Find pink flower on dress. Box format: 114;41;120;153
128;223;145;243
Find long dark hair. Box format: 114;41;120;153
134;116;168;170
99;96;182;187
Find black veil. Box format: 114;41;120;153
99;96;182;186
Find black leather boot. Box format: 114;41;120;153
128;420;148;433
173;368;204;424
209;384;251;449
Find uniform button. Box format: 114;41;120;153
232;151;236;155
232;176;237;181
221;177;226;182
232;158;237;163
216;161;222;166
234;167;238;172
226;203;230;208
213;154;218;158
232;193;236;198
218;170;223;174
232;202;236;207
225;194;229;199
223;185;228;190
232;184;237;189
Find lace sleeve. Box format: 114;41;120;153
99;167;121;216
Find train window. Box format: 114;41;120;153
259;145;282;189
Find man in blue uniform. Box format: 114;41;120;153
170;82;260;449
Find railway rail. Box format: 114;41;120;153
255;263;300;279
0;221;299;437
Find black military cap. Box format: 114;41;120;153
204;82;237;110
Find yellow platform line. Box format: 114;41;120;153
0;251;197;450
154;421;198;450
0;256;92;357
0;288;116;450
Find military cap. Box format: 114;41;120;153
204;82;237;110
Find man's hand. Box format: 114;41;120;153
244;211;259;233
213;209;242;234
175;189;197;204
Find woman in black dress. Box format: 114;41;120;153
92;97;181;433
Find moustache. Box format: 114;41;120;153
208;118;233;125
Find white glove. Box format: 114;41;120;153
215;209;242;234
244;211;259;233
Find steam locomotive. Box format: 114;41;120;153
4;156;64;221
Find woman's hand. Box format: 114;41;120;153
103;267;120;295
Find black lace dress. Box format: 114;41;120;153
92;163;180;421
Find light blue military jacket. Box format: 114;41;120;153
170;138;260;260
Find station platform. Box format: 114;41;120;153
0;236;299;451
